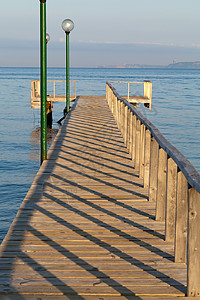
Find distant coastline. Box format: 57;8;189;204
98;61;200;69
1;61;200;69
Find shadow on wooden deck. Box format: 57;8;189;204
0;96;186;299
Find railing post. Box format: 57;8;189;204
129;113;133;155
139;124;145;179
111;93;114;114
187;188;200;297
134;119;141;171
36;80;40;96
110;89;112;109
149;137;159;201
115;96;118;125
109;88;112;109
156;147;167;221
107;85;109;105
165;157;177;242
31;81;34;98
117;99;121;129
120;102;124;136
31;80;40;97
174;171;188;263
131;114;137;161
107;85;111;108
124;105;128;146
144;129;151;189
144;81;152;110
127;108;131;151
106;83;108;100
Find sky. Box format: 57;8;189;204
0;0;200;67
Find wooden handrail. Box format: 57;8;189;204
31;79;77;99
106;81;200;297
108;80;152;109
106;82;200;193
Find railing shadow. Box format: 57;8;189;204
22;191;186;294
0;96;186;298
0;98;84;298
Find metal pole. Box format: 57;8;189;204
65;32;70;113
40;0;47;164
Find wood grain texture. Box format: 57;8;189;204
156;147;167;221
149;137;159;202
165;157;177;243
0;96;186;298
187;188;200;297
175;171;188;263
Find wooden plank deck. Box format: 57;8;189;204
0;96;187;299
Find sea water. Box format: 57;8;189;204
0;67;199;242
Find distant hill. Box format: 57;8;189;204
98;61;200;69
167;61;200;69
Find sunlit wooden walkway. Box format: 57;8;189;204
0;96;187;299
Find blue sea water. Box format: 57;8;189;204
0;67;200;242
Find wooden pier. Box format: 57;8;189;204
31;80;77;109
0;83;200;299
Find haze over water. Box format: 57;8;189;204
0;67;199;242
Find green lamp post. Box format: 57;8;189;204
61;19;74;115
40;0;47;164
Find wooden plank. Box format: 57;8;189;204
0;269;186;280
0;95;187;298
0;285;186;296
0;296;191;300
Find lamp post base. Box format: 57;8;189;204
63;106;68;116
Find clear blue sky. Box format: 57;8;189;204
0;0;200;67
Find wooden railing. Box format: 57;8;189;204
108;80;152;109
106;82;200;297
31;80;76;100
47;80;76;99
